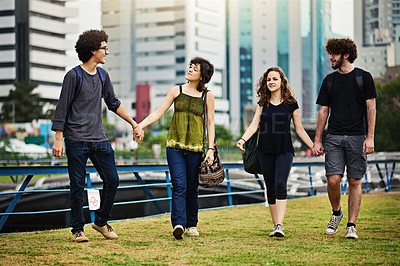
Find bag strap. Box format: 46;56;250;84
256;106;263;145
202;90;208;154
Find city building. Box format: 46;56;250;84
0;0;78;109
101;0;229;130
227;0;332;134
354;0;399;78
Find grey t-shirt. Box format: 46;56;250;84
51;66;121;141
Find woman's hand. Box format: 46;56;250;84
203;148;215;165
236;138;246;152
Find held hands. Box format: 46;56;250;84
203;148;215;166
52;139;64;158
132;124;144;142
311;141;324;156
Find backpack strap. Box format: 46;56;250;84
72;65;83;103
179;84;182;94
96;66;107;87
354;67;364;100
326;71;336;97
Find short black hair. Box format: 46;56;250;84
75;29;109;63
189;57;214;92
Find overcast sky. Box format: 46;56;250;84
72;0;354;41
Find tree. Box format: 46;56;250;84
375;76;400;151
1;81;44;122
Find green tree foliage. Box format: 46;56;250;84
375;76;400;151
215;124;234;149
1;81;44;122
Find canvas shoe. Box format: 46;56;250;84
173;225;184;240
187;227;200;237
325;211;344;235
269;224;285;237
72;231;89;243
269;225;277;237
345;226;358;239
92;223;118;240
273;224;285;237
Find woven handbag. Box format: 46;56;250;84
198;90;225;188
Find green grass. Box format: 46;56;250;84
0;193;399;265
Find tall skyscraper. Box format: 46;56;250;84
101;0;229;128
0;0;78;107
227;0;331;134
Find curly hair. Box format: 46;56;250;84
256;66;296;106
188;57;215;92
325;38;357;63
75;29;109;63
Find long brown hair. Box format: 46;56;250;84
256;66;296;106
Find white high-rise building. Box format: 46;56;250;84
0;0;78;104
101;0;229;127
227;0;332;134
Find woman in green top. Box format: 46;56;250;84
139;57;215;240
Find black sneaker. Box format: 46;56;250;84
325;211;344;235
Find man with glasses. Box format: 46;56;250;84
52;29;144;243
312;38;377;239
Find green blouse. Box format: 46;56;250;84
166;85;206;152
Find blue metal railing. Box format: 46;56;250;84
0;160;398;232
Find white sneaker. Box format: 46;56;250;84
269;224;285;237
187;227;199;237
173;225;184;240
345;226;358;239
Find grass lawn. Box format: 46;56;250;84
0;192;399;265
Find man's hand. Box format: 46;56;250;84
312;141;324;156
52;139;64;158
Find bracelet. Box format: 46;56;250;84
240;138;246;143
208;147;214;151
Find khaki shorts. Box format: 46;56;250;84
324;134;367;179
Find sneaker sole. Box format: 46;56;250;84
325;228;339;235
274;231;285;237
173;227;184;240
73;238;89;243
345;234;358;239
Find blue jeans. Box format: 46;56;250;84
65;140;119;233
166;147;202;229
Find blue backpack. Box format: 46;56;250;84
71;65;107;102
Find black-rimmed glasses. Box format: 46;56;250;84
99;47;109;51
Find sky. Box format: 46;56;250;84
73;0;354;39
331;0;354;38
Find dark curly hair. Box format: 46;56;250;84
257;66;296;106
75;29;109;63
325;38;357;63
188;57;214;92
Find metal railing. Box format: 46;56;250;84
0;159;398;232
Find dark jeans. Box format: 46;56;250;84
166;147;202;229
65;139;119;233
258;152;293;204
